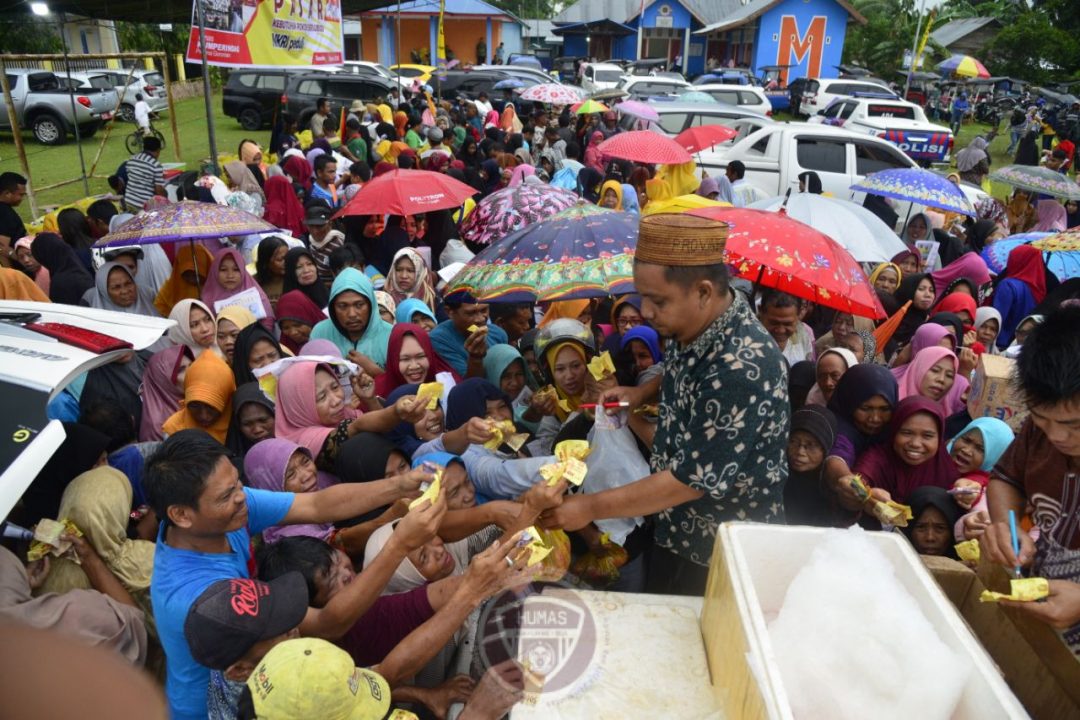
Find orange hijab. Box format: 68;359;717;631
539;299;592;328
0;267;49;302
154;243;214;317
162;350;235;443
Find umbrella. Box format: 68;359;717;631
615;100;659;122
641;195;726;216
597;130;691;165
989;165;1080;201
333;169;476;219
519;83;582;105
850;167;974;216
459;184;580;246
688;207;886;319
675;124;737;154
493;78;525;90
938;54;990;79
749;193;909;262
591;88;629;102
95;201;276;248
678;91;715;103
980;231;1080;280
576;99;609;115
447;205;637;302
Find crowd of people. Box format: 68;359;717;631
0;81;1079;719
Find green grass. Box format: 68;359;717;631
0;92;261;223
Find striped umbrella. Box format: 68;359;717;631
937;54;990;79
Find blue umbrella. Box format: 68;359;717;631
850;168;974;216
493;78;525;90
981;231;1080;280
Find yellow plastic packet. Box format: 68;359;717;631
955;539;981;564
387;711;420;720
467;324;487;334
587;351;616;381
570;533;629;586
554;439;590;462
516;526;553;566
873;500;913;528
483;418;529;452
415;381;443;410
408;467;443;509
539;457;587;487
979;577;1050;603
27;519;82;562
258;372;278;403
536;385;570;413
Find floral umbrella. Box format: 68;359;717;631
850;167;974;216
94;201;276;248
989;165;1080;201
519;83;583;105
615;100;659;122
459;184;579;246
447;205;637;302
689;207;886;319
981;230;1080;280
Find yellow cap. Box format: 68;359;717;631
247;638;390;720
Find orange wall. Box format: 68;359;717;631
360;16;502;65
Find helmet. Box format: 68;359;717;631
533;319;596;382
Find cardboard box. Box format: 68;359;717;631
700;524;1029;719
923;555;1080;719
967;354;1029;432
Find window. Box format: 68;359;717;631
822;102;843;119
839;102;858;120
796;138;847;174
258;74;286;92
865;103;916;120
144;73;165;87
854;141;911;175
28;73;60;92
595;70;622;82
632;82;683;96
708;90;740;105
656;112;689;133
88;76;114;90
689;113;738;129
744;133;772;157
298;79;326;96
235;73;258;88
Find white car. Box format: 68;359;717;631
580;63;625;94
808;96;954;164
691;83;772;116
64;68;168;122
798;77;896;117
340;61;412;90
617;75;690;100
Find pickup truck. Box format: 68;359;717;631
0;68;115;145
808;96;954;165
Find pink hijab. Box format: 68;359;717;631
274;361;360;458
584;130;606;173
139;345;191;442
896;345;967;414
1032;199;1067;232
508;164;536;188
484;110;500;129
929;252;991;302
200;247;275;331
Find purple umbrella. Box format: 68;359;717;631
615;100;659;123
93;201;276;248
460;184;580;246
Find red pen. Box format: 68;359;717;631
579;401;631;409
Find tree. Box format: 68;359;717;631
988;10;1080;83
116;22;191;56
0;15;62;54
844;0;951;79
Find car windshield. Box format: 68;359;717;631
865;104;917;120
371;64;394;79
595;70;623;82
144;73;164;87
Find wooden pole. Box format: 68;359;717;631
0;60;38;219
160;53;182;161
88;64;138;179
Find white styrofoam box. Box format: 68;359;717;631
702;523;1030;720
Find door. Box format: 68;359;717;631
791;136;850;195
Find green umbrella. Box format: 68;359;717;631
575;99;609;115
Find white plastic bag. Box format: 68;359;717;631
584;410;647;546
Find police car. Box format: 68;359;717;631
808;96;954;164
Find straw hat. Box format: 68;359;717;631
636;213;728;266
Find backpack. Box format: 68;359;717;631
1011;108;1025;127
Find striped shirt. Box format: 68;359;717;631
123;152;164;211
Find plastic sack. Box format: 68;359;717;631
584;410;647;546
534;527;571;582
570;533;629;587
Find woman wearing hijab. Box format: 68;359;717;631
479;158;502;197
584;130;605;174
215;304;256;364
386;247;436;310
576;167;604;204
374;323;458;397
310;268;394;369
896;345;965;414
963;220;1002;254
888;272;937;355
805;347;858;406
973;306;1003;353
262;175;306;238
853;396;959;504
200;247;275;331
282;246;330;309
929;252;991;303
992;244;1047;348
539;299;592;328
798;171;824;194
459;136;482;169
932;292;978;325
1032;199;1067;232
903;486;964;557
619;325;663;386
784;404;845;526
383;384;445;459
620;183;641;214
82;262;159;316
824;364;899;489
167;298;218;358
38;466;155;603
244;439;336;544
224;161;265;201
28;232;93;306
949;417;1015;541
139;346;192;442
225;381;276;459
599;295;643;355
597;180;623;210
363;216;409;277
362;518;472;596
395;297;438;331
162;350;236;443
900;212;933;245
276;289;328;354
507;164;535;188
231;323;285;386
254;236;290;311
13;235;50;295
813;312;875;357
892;322;956;371
153;243;214;317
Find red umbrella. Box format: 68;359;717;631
597;130;692;165
688;207;886;319
675;124;738;154
333;169;476;219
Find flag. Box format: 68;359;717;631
913;9;936;71
437;0;447;67
338;105;346;142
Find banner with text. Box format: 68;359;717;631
186;0;344;68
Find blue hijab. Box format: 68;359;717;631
483;344;525;390
445;378;511;431
385;383;440;458
947;417;1015;472
620;326;662;363
621;183;640;214
396;298;437;325
412;451;464;472
310;268;393;366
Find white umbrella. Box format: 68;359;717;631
749;193;909;263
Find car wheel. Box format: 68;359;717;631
77;123;100;138
118;103;135;123
239;107;262;131
32;113;66;145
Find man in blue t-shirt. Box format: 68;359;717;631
146;430;432;720
430;297;509;376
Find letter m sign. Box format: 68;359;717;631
777;15;827;84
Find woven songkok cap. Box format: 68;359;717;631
636;213;728;266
